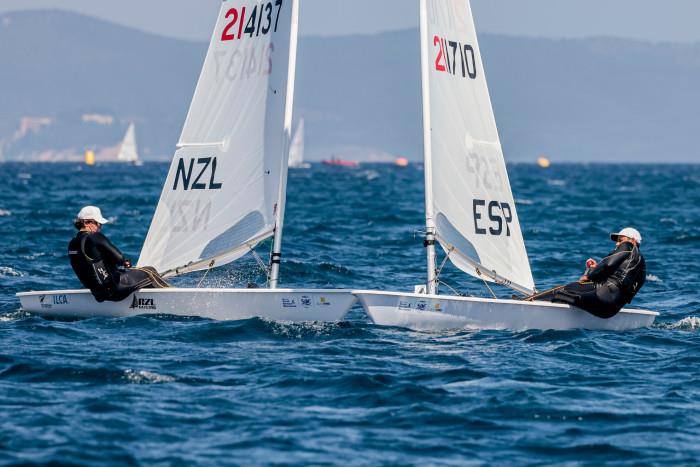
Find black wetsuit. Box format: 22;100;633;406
544;242;646;319
68;231;166;302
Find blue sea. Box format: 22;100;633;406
1;162;699;465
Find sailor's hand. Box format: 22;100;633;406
580;275;589;282
124;259;132;268
586;258;597;269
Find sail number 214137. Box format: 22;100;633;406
221;0;284;42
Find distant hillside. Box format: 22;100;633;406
0;10;699;162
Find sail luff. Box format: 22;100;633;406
420;0;438;295
269;0;299;289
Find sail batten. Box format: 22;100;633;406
422;0;535;293
137;0;295;275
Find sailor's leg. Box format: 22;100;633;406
554;282;620;319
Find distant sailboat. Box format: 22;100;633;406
18;0;355;321
353;0;657;331
117;123;142;166
288;119;310;168
322;156;359;167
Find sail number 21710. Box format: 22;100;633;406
434;36;477;79
221;0;284;42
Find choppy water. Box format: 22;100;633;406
1;163;699;465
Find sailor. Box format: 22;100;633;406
538;227;646;319
68;206;168;302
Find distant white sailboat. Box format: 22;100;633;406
116;122;142;166
18;0;355;321
288;118;310;168
353;0;657;331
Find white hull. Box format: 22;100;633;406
17;288;356;322
353;290;658;331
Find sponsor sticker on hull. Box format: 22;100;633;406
129;296;157;310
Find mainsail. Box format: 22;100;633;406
421;0;535;294
288;118;305;167
138;0;296;275
117;123;139;163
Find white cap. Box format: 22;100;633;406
76;206;109;224
611;227;642;244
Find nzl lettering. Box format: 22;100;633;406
173;157;223;191
473;200;512;236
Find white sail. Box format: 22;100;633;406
288;118;305;167
117;123;139;163
422;0;534;294
138;0;295;275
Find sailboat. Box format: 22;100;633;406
116;122;143;166
288;118;310;168
17;0;356;321
352;0;657;331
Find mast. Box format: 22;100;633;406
269;0;299;289
420;0;437;295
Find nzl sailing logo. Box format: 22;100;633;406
129;296;156;310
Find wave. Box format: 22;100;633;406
657;316;700;330
0;266;23;277
0;209;11;216
0;311;28;322
646;274;662;283
168;317;368;344
123;369;175;384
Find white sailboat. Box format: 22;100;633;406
18;0;356;321
288;118;310;168
116;122;142;166
353;0;657;331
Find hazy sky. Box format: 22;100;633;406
1;0;699;42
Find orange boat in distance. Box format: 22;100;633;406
322;157;360;167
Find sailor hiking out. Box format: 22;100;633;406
68;206;169;302
534;227;646;318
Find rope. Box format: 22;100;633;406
196;260;215;288
251;248;270;276
437;279;467;297
522;284;567;302
481;277;497;299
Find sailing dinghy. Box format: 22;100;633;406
288;118;310;168
18;0;356;321
353;0;657;331
116;122;142;166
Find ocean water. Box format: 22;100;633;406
1;162;699;465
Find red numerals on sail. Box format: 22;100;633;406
221;0;283;42
433;35;477;79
